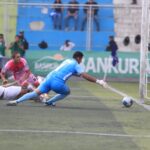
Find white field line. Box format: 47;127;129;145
69;95;99;98
0;129;150;138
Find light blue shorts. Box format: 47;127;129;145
38;77;70;95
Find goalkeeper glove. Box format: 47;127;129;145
96;79;107;88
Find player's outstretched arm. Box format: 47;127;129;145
80;73;107;88
81;72;97;82
2;81;18;87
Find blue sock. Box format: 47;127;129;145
46;94;68;105
16;91;39;103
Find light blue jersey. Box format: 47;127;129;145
38;59;84;94
46;58;84;82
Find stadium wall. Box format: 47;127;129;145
114;0;142;52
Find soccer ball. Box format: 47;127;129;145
122;97;133;108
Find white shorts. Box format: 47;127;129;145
3;86;22;100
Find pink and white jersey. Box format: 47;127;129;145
2;58;39;86
2;58;29;81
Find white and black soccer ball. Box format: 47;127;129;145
122;97;133;108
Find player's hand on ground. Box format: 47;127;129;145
96;79;107;88
2;79;8;85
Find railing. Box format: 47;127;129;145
0;2;143;51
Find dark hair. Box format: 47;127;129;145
0;33;4;37
19;31;24;34
15;35;20;38
12;51;20;59
65;40;70;47
38;41;48;49
73;51;84;59
109;36;114;40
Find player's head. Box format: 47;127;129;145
19;31;24;39
15;35;20;42
0;34;4;42
12;52;21;63
0;33;3;38
109;36;114;41
73;51;84;64
65;40;70;46
19;30;24;35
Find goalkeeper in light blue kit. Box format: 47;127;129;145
7;51;107;106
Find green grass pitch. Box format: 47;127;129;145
0;81;150;150
0;2;150;149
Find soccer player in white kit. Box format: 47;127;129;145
0;86;28;100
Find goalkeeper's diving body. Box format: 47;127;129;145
7;51;107;106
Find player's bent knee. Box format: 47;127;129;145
67;90;70;95
63;90;70;96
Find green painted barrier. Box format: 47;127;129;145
26;50;140;78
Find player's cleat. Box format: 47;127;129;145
39;94;49;103
6;100;17;106
45;101;56;107
41;98;47;103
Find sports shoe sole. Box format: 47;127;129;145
6;102;17;106
45;102;56;107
